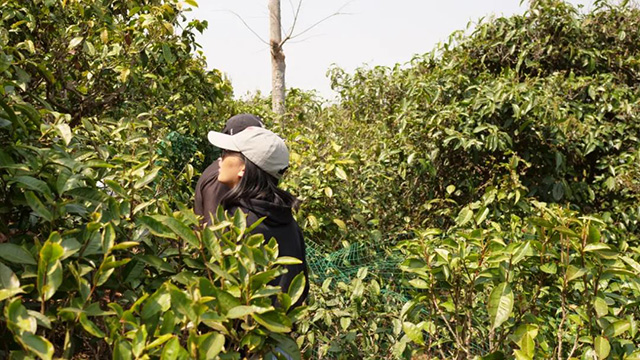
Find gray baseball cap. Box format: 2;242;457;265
207;126;289;179
222;113;263;135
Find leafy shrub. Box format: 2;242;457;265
1;204;306;359
0;1;308;359
399;200;640;359
297;269;406;359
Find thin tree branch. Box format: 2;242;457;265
280;0;355;46
284;0;304;40
286;0;299;26
221;10;270;45
285;33;325;45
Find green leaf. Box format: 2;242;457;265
227;305;258;319
138;255;175;273
403;321;424;345
487;282;514;330
0;262;24;301
0;96;25;132
114;340;133;360
20;332;54;360
6;298;36;334
604;320;630;338
456;207;473;226
0;261;20;289
584;243;611;252
0;243;37;265
269;333;301;360
511;241;533;265
161;337;187;360
12;176;53;200
335;167;348;180
138;216;177;239
513;349;533;360
102;223;116;253
340;317;351;330
132;325;147;358
287;272;306;306
594;336;610;359
79;313;105;338
554;226;578;238
212;288;240;314
168;285;196;321
142;286;171;319
104;180;128;197
539;262;557;274
66;187;108;203
593;297;608;318
232;209;247;234
481;351;506;360
162;43;175;64
184;0;198;7
587;225;601;243
68;36;84;49
152;215;198;247
0;287;25;302
197;332;224;360
333;218;347;231
566;265;587;282
145;334;174;351
110;241;139;251
274;256;303;265
25;191;53;222
27;310;52;330
475;206;490;225
518;333;535;358
252;311;292;333
134;167;161;189
621;256;640;273
37;237;64;301
552;182;564;201
56;123;72;145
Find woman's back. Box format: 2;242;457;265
232;198;309;309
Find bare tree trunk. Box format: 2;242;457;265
269;0;286;115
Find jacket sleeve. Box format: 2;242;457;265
194;174;205;217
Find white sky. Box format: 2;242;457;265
186;0;594;100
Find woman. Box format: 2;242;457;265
207;125;309;308
195;113;263;225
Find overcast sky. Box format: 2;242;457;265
186;0;594;100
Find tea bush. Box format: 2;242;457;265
3;0;640;359
277;0;640;358
0;0;308;359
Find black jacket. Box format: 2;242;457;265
194;160;230;224
232;199;309;309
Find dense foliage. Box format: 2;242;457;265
278;0;640;358
0;0;304;359
1;0;640;359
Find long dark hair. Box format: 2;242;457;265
221;154;299;209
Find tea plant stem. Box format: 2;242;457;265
566;325;582;359
557;234;570;360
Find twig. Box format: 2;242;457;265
283;0;304;40
282;1;355;45
222;10;269;45
566;326;581;360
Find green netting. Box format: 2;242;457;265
305;239;490;357
306;240;409;290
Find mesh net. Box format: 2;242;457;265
305;239;490;357
306;240;409;291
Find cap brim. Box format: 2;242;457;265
207;131;240;151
